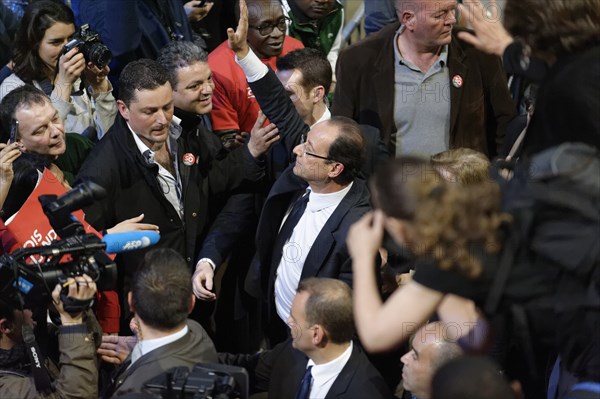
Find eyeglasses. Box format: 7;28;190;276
300;133;337;162
249;16;290;36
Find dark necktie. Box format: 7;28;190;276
295;365;313;399
271;192;310;268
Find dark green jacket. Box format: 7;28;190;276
284;0;343;56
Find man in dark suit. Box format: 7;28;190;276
253;114;371;345
99;249;217;398
220;278;393;399
192;2;373;348
333;0;516;159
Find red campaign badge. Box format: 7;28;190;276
452;75;463;88
182;153;196;166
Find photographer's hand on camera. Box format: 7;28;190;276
54;47;86;103
51;274;96;326
83;62;111;93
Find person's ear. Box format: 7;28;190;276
128;291;134;313
0;318;12;335
312;324;325;346
312;86;325;104
327;162;345;179
401;11;416;30
117;100;130;121
188;295;196;314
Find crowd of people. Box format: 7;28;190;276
0;0;598;398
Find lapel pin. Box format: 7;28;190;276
182;153;196;166
452;75;463;88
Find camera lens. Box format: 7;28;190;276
87;43;112;69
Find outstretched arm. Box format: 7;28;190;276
228;0;307;158
347;211;444;352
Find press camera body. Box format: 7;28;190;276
0;181;116;311
138;363;249;399
61;24;112;68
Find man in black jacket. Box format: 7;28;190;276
77;59;267;331
220;278;393;399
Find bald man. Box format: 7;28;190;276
401;322;463;399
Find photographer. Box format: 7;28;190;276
0;274;100;398
0;0;116;140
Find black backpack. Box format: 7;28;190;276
487;143;600;388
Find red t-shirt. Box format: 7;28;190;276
208;37;304;134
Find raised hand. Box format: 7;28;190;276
227;0;250;59
55;47;86;101
457;0;513;57
247;110;280;158
347;210;385;263
83;63;111;93
0;142;22;186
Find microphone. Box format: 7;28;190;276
101;231;160;254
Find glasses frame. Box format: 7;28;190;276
300;134;337;163
249;16;291;36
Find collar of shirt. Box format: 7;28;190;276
307;341;353;395
130;325;188;366
311;108;331;128
394;26;449;70
128;120;183;162
307;182;353;213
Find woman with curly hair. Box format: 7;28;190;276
348;157;510;352
0;0;116;140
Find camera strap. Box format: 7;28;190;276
22;324;54;395
11;258;54;395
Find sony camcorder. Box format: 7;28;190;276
0;181;116;312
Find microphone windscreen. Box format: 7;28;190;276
101;231;160;254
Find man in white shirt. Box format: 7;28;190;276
219;278;393;399
193;0;374;348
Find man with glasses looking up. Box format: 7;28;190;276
253;115;372;347
207;0;303;149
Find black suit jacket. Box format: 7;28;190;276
245;164;371;318
220;339;393;399
198;68;384;276
77;113;263;272
333;22;516;158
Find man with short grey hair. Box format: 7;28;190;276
401;322;463;399
334;0;515;159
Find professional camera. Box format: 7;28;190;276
0;181;116;312
61;24;112;68
138;363;249;399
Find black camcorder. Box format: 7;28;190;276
0;181;116;312
138;363;249;399
61;24;112;69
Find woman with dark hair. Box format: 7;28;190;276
0;0;116;140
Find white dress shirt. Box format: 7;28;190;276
129;325;188;366
275;183;353;322
306;341;353;399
